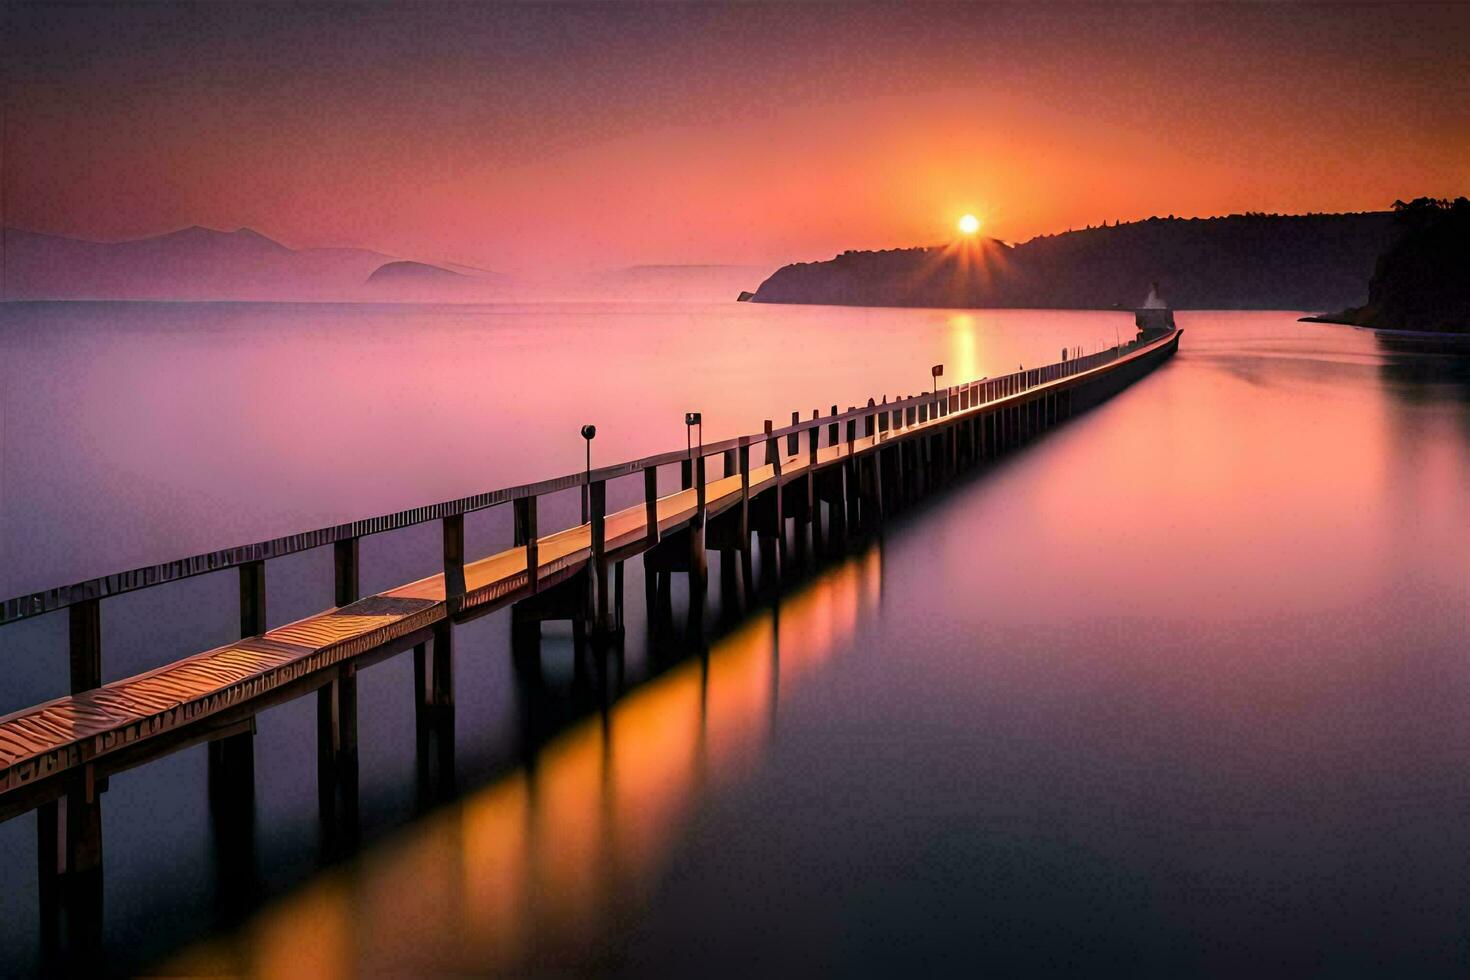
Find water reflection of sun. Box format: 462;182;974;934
948;313;980;383
161;547;884;977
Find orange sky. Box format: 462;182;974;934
5;3;1468;274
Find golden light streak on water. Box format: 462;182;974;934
947;313;980;384
158;545;882;976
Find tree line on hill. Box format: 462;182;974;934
749;210;1402;311
1319;198;1469;333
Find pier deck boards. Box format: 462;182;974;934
0;448;805;800
0;329;1181;810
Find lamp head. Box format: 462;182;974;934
931;363;944;379
685;412;701;426
581;424;597;441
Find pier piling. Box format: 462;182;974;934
0;327;1182;933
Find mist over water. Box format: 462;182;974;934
0;301;1128;599
1;304;1468;975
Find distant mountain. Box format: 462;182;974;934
750;211;1402;311
360;258;509;301
366;260;467;284
1314;198;1470;334
0;226;504;301
594;264;772;302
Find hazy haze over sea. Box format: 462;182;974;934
1;302;1468;975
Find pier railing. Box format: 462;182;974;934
1;341;1132;628
0;319;1189;976
0;336;1141;696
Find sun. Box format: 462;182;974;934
957;213;981;235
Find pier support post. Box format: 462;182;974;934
239;561;267;637
417;624;455;720
690;455;708;599
843;421;861;529
37;801;59;957
68;599;101;693
215;565;268;847
208;719;258;915
881;443;898;511
414;625;456;806
59;774;103;880
643;467;660;547
588;479;618;636
515;496;539;592
442;514;466;604
873;448;887;522
38;773;104;970
829;470;850;545
806;409;819;526
738;442;752;547
767;426;784;520
757;427;785;588
317;665;359;851
43;599;106;965
718;549;749;619
613;560;625;633
864;422;884;524
642;557;662;627
434;625;454;711
333;538;359;607
207;723;256;827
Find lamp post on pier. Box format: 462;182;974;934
931;363;943;394
580;424;596;523
684;411;702;459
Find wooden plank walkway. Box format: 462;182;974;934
0;328;1182;810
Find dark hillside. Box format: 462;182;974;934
1325;198;1470;333
751;210;1400;310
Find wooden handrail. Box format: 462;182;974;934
0;336;1151;626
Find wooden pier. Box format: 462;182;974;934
0;326;1180;956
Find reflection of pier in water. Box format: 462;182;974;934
161;547;883;975
0;327;1180;970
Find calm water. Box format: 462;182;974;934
1;303;1468;976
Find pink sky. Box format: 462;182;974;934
6;3;1468;275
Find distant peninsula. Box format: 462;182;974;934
365;260;466;284
1304;198;1469;334
748;210;1400;311
1;225;506;302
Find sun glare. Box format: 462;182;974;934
958;213;981;235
